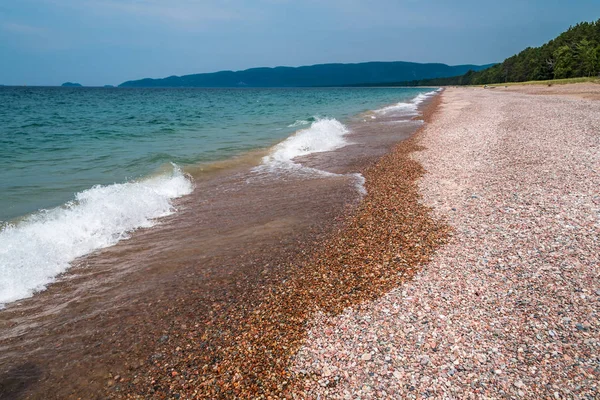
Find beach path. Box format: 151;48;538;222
292;85;600;399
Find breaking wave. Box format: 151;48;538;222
0;164;193;306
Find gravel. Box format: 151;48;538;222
291;87;600;399
116;91;448;399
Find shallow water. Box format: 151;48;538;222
0;87;437;398
0;86;434;307
0;87;429;222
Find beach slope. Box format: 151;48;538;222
293;85;600;398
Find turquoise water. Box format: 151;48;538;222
0;86;436;306
0;87;430;222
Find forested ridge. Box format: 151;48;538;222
119;61;492;88
404;19;600;86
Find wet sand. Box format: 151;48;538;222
0;95;437;398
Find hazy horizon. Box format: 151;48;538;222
1;0;598;86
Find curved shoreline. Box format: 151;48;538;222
0;88;433;311
292;84;600;398
0;92;440;398
111;94;448;398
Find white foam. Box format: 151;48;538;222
352;173;367;196
375;89;439;116
258;118;350;173
0;164;193;307
411;89;438;105
375;101;418;115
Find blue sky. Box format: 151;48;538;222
0;0;598;86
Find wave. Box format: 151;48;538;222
375;89;439;115
253;118;370;201
411;89;439;105
257;118;350;173
0;164;193;307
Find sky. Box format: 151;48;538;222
0;0;598;86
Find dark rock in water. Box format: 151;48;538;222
61;82;83;87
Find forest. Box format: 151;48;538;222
405;19;600;86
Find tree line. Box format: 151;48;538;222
404;19;600;86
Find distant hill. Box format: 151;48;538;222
403;19;600;86
61;82;83;87
118;61;494;88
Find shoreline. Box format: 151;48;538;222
112;93;447;398
6;83;596;397
293;84;600;398
0;88;433;309
131;93;448;398
0;91;438;398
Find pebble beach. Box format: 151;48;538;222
292;84;600;399
2;84;598;399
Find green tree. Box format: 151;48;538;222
553;45;574;78
412;19;600;86
576;39;598;76
403;19;600;86
596;45;600;77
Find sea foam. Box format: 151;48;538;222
254;118;369;197
375;90;438;115
0;165;193;307
259;118;350;172
412;89;439;105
